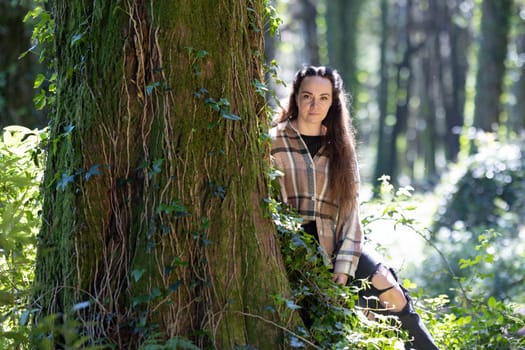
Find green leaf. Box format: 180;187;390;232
70;33;84;47
34;73;46;89
218;98;230;107
56;172;75;191
168;280;183;292
85;164;102;180
34;89;46;110
132;269;145;282
221;112;241;121
19;309;31;326
72;300;91;311
152;158;164;173
146;81;160;96
487;296;497;309
63;123;75;135
285;299;302;310
195;50;208;59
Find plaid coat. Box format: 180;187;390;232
270;120;362;277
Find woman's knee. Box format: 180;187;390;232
371;265;407;313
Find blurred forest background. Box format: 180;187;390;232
1;0;525;347
263;0;525;305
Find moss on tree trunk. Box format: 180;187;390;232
34;1;297;348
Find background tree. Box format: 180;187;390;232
439;0;471;163
372;0;392;189
33;1;295;348
386;0;417;186
326;0;364;104
472;0;513;133
508;1;525;134
0;1;45;129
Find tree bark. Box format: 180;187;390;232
33;1;294;348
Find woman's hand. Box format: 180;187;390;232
333;273;349;285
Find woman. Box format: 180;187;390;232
270;65;439;349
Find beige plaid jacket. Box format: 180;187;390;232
270;120;362;277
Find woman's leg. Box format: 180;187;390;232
354;248;439;350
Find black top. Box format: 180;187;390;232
301;134;325;157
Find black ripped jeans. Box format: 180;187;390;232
301;221;439;350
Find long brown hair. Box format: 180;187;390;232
276;65;359;210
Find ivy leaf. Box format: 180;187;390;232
221;112;241;121
132;269;145;282
151;158;164;174
285;299;302;310
34;73;46;89
56;172;75;191
33;89;46;110
146;81;160;96
72;300;91;311
289;336;305;348
63;123;75;135
168;280;183;292
85;164;102;181
19;310;31;326
71;33;84;47
218;98;230;107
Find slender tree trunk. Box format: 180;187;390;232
388;0;415;185
472;0;513;133
297;0;320;65
440;0;471;162
373;0;391;190
421;54;438;180
33;1;295;348
510;5;525;134
326;0;364;102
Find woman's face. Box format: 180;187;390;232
295;76;333;132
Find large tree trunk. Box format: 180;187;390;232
33;1;294;348
472;0;513;133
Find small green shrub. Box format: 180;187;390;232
427;137;525;301
434;138;525;233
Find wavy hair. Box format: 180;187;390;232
275;65;359;211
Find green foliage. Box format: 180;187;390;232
21;2;56;111
263;0;283;37
434;136;525;232
346;175;524;349
426;136;525;301
0;125;46;349
266;178;409;349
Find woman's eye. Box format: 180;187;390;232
302;94;312;100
